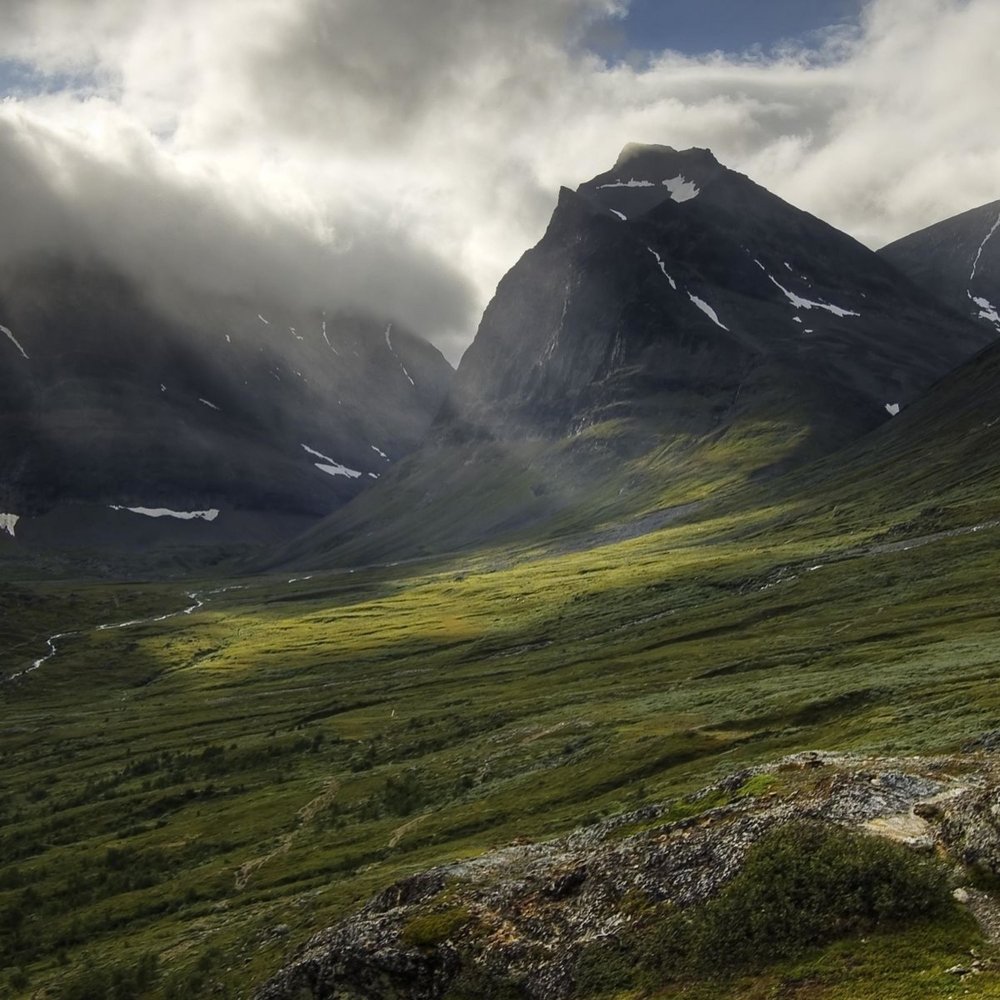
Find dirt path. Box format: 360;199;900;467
235;778;340;890
389;812;432;848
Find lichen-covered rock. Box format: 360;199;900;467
254;750;1000;1000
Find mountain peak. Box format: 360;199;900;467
577;144;728;219
612;142;719;173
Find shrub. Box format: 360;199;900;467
687;821;951;972
576;821;952;994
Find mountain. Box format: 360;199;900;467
0;256;453;553
879;199;1000;336
455;143;984;438
272;144;993;568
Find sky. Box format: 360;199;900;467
593;0;863;59
0;0;997;363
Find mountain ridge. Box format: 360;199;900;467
271;143;994;569
879;197;1000;337
0;254;453;555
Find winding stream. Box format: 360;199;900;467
8;585;244;682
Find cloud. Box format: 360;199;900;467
0;0;997;361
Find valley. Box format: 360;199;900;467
6;434;1000;996
5;143;1000;998
3;0;1000;995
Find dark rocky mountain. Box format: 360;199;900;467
879;199;1000;337
272;144;993;568
454;143;988;441
0;256;453;552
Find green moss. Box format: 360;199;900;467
401;906;472;950
736;773;781;798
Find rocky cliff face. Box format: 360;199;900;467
255;749;1000;999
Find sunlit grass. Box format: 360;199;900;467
6;440;1000;996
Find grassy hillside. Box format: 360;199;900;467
6;371;1000;998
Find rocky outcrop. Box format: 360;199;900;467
255;749;1000;1000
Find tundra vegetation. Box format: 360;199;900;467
5;425;1000;997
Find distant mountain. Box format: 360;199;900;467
454;143;987;440
879;199;1000;336
0;256;452;552
272;145;993;568
784;331;1000;531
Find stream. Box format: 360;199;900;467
7;585;245;682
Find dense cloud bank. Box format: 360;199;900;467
0;0;997;361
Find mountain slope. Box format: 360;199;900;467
879;199;1000;336
273;144;992;568
0;256;453;552
456;143;983;438
766;334;1000;536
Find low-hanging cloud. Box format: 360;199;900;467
0;0;997;361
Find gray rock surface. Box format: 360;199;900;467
256;749;1000;1000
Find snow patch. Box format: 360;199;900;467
199;398;220;410
609;209;627;221
1;323;29;360
371;444;390;461
225;333;231;343
969;291;1000;327
257;313;270;325
646;247;677;290
793;316;803;324
754;259;860;318
885;403;901;417
597;178;654;189
301;443;362;480
384;323;415;386
109;506;220;521
662;174;700;202
970;211;1000;282
0;513;19;537
321;314;340;355
160;384;167;392
367;472;379;479
688;293;729;331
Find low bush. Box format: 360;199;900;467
576;821;953;994
687;821;951;971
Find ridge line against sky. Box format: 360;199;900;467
0;0;997;362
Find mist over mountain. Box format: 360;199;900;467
0;255;452;554
276;145;993;568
